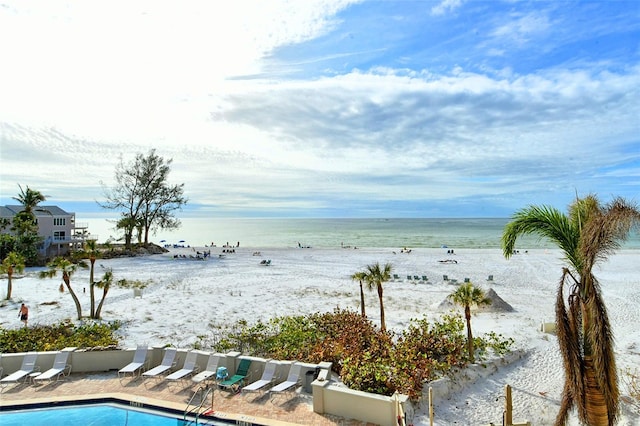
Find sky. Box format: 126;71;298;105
0;0;639;219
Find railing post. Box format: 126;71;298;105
504;384;513;426
429;387;434;426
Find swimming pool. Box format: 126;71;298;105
0;403;231;426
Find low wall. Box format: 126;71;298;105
426;349;527;401
313;380;409;426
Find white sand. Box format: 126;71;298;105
1;247;639;425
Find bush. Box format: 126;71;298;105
0;320;121;352
204;309;517;400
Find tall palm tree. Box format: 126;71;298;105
350;271;368;317
502;195;640;426
94;267;114;319
1;251;25;300
12;184;47;215
363;262;393;332
447;282;491;363
76;240;102;318
39;257;87;320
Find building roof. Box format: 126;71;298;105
0;205;73;218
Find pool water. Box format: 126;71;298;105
0;404;223;426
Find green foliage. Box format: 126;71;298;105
0;320;121;352
201;308;514;400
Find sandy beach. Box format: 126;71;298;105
1;246;639;425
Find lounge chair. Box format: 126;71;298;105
0;352;38;387
192;353;221;384
118;345;148;380
414;275;420;280
34;351;72;384
242;361;278;396
406;275;412;280
218;358;252;392
421;275;428;282
392;274;400;281
142;348;177;383
269;362;302;398
166;351;199;386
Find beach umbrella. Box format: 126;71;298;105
159;240;166;243
178;240;185;243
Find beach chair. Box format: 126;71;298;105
166;351;199;387
464;277;470;283
269;362;302;400
392;274;400;281
192;353;222;384
413;275;420;281
142;348;177;383
487;275;494;281
443;274;449;281
421;275;428;282
243;361;278;397
406;275;412;280
33;350;72;384
118;345;148;380
0;352;38;388
218;358;252;392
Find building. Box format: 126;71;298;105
0;205;97;258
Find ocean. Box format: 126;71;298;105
84;217;640;249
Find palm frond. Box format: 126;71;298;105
502;205;581;269
555;270;585;424
580;197;640;272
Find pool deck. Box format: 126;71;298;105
0;372;375;425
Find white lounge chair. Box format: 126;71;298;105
143;348;177;383
192;353;221;384
34;351;72;384
0;352;38;387
269;362;302;398
243;360;278;396
166;351;199;386
118;345;148;380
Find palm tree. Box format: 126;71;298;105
1;251;25;300
12;184;47;216
94;267;114;319
447;282;491;363
39;257;87;320
350;271;368;317
76;240;102;318
363;262;393;332
502;195;640;426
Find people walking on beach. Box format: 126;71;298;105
18;303;28;327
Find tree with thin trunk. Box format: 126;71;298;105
74;240;102;318
363;262;393;332
94;267;114;319
502;195;640;426
39;257;87;320
350;271;367;317
1;251;25;300
447;282;491;363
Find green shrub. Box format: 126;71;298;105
0;320;121;352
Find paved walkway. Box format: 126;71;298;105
0;372;375;425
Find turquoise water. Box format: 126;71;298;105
0;404;225;426
84;217;640;249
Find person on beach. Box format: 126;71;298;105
18;303;28;327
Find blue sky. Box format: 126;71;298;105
1;0;638;218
